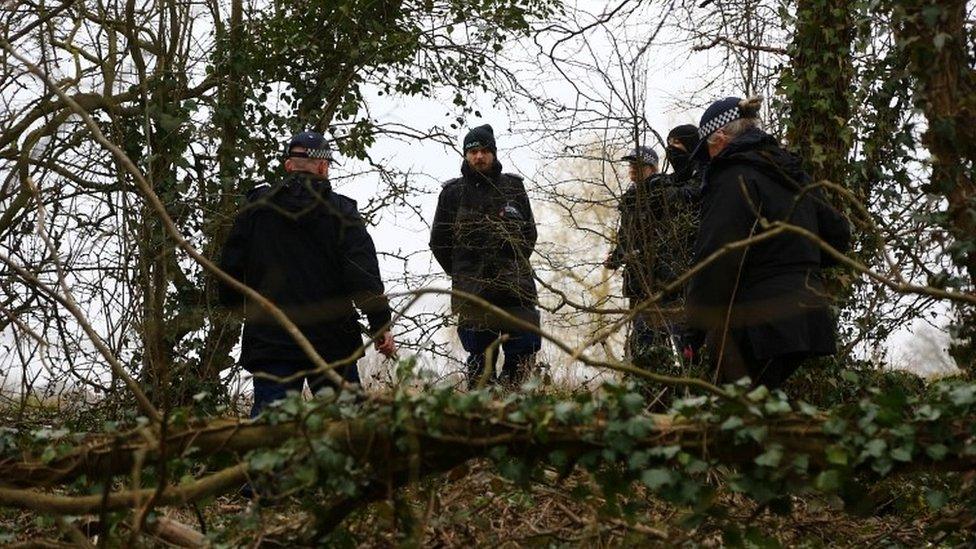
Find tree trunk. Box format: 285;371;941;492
892;0;976;369
782;0;855;187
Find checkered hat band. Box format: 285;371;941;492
699;107;741;138
306;148;332;159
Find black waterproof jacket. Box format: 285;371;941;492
429;159;539;329
686;128;851;361
608;172;700;301
218;174;391;369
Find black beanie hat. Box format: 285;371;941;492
463;124;496;153
667;124;700;153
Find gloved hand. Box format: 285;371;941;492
374;331;397;358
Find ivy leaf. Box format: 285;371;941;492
720;416;744;430
825;445;848;466
620;392;644;414
871;457;893;476
797;401;819;416
792;454;810;473
641;468;676;490
890;446;913;462
250;450;283;472
305;413;323;431
746;386;769;402
625;416;653;438
553;401;574;422
548;450;568;468
915;404;941;421
863;438;887;458
926;444;948;461
823;418;847;435
754;445;783;468
628;451;649;470
926;489;947;510
40;445;57;464
949;386;975;406
815;470;842;492
840;370;859;384
649;445;681;460
763;399;791;415
921;4;943;26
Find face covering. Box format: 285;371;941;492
667;146;692;175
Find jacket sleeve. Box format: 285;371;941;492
607;194;631;269
607;219;625;269
429;185;457;274
516;185;537;259
217;208;251;308
685;170;760;331
337;204;392;334
670;179;702;206
813;190;851;267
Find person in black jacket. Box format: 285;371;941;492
605;130;700;367
685;97;851;388
219;131;396;417
429;124;541;388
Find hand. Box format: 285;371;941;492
604;255;618;270
374;331;397;358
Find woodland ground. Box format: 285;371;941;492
0;458;940;547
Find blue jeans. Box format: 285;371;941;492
249;360;360;418
458;327;542;388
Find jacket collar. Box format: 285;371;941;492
712;127;776;161
702;128;807;192
284;173;333;194
461;158;503;185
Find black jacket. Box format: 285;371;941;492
218;174;391;369
608;171;700;301
429;159;539;328
686;128;851;361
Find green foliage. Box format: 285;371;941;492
5;360;976;543
196;366;976;541
233;0;560;169
778;0;858;185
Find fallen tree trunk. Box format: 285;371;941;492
1;383;975;522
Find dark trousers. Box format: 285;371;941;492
708;331;805;389
249;360;360;418
627;296;684;368
458;326;542;388
629;312;682;360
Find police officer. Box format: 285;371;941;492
218;131;396;417
664;124;701;184
685;97;851;388
430;124;541;388
605;134;700;367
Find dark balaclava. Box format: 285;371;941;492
463;124;497;153
666;124;699;178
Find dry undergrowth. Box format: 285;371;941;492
138;460;926;548
0;458;935;547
